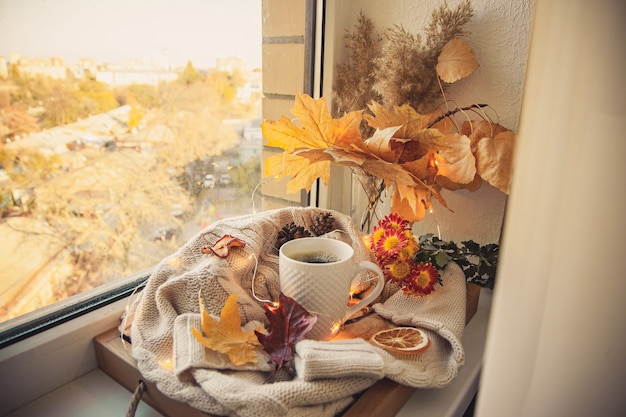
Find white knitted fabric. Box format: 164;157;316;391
130;207;466;417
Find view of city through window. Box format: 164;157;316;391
0;1;263;323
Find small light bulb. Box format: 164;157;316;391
159;358;173;370
268;301;280;311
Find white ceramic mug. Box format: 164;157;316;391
279;237;385;340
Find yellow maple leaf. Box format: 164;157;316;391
436;38;479;83
192;293;262;366
261;94;363;192
265;152;331;193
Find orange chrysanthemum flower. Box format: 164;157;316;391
384;258;413;283
402;263;439;296
375;228;407;258
399;231;419;259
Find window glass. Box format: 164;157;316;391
0;0;262;325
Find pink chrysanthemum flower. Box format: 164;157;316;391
402;263;439;296
375;228;408;258
378;213;410;231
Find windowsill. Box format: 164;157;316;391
4;368;164;417
1;290;491;416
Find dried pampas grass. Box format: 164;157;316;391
334;0;474;115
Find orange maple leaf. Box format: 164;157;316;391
192;293;262;366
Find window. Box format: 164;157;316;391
0;0;304;345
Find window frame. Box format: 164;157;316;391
0;270;150;348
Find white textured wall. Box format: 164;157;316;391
324;0;534;244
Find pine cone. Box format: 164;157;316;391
275;222;312;250
310;212;336;236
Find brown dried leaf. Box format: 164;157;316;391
436;38;478;83
209;235;246;258
361;159;416;188
323;146;371;167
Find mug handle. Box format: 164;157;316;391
343;260;386;322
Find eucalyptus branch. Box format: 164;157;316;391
426;103;488;128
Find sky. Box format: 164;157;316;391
0;0;262;68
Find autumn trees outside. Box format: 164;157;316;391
0;61;262;322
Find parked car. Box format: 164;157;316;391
218;174;232;186
203;174;216;188
152;226;180;242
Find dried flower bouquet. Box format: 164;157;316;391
262;0;516;230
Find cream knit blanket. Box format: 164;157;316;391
130;207;466;417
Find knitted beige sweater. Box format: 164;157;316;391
130;207;466;417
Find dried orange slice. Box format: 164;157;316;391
370;327;430;354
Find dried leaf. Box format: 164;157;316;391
208;235;246;258
192;294;262;366
400;152;433;181
435;134;477;184
474;130;515;194
436;38;478;83
362;159;417;188
463;121;516;193
362;126;403;161
364;102;427;141
261;94;363;192
265;152;331;193
255;293;317;372
391;184;429;222
365;102;446;159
